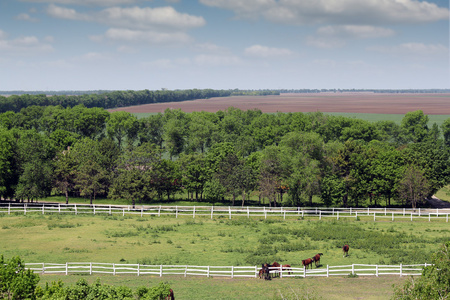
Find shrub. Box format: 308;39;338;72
0;255;40;300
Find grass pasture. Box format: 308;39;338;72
1;213;448;299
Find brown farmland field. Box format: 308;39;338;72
109;92;450;114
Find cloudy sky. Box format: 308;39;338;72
0;0;449;91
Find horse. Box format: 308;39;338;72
313;253;323;267
343;244;349;257
282;264;292;275
271;261;281;277
166;289;175;300
260;263;272;280
302;258;314;269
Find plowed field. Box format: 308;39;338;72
109;92;450;114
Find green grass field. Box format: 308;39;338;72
1;213;447;299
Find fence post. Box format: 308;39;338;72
231;266;234;279
418;208;421;217
66;262;68;275
24;204;26;215
93;205;96;215
193;206;196;218
8;203;10;215
352;264;355;276
376;265;378;277
411;213;413;221
160;265;163;277
184;265;187;277
137;264;140;276
283;208;286;220
447;214;448;223
42;262;45;274
42;205;44;215
247;206;250;218
176;206;178;218
75;204;77;215
58;203;61;214
264;207;267;219
255;266;258;278
109;205;111;215
141;207;143;217
400;264;402;277
403;208;405;216
280;265;283;278
350;207;352;215
302;211;304;218
319;210;321;220
367;207;369;215
332;208;335;215
90;262;92;275
207;266;210;278
355;211;358;220
211;206;214;219
327;265;329;277
229;206;231;219
303;266;306;278
158;205;161;217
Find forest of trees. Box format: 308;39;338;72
0;89;280;113
1;103;450;208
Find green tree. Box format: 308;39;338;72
0;128;16;199
53;147;77;204
106;111;139;149
0;255;40;300
397;164;430;209
400;110;429;143
393;242;449;300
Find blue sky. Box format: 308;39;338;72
0;0;449;91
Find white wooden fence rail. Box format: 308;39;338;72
25;263;427;278
1;203;449;222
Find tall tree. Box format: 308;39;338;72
397;164;430;209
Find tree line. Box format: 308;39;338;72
0;89;281;114
1;104;449;208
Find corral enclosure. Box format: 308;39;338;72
109;92;450;115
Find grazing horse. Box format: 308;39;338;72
282;264;292;275
302;258;314;269
343;244;350;257
166;289;175;300
313;253;323;267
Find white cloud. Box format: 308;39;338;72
368;43;448;56
317;25;395;39
0;31;54;55
307;25;395;48
15;13;39;22
194;54;242;67
200;0;449;25
244;44;293;58
117;45;137;54
97;6;206;30
47;4;90;20
93;28;192;44
22;0;139;6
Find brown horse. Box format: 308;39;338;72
282;264;292;275
313;253;323;267
302;258;314;269
343;244;349;257
272;261;281;277
166;289;175;300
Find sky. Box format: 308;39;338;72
0;0;449;91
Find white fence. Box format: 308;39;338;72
26;262;427;278
1;203;449;222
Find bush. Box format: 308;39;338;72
392;242;450;299
0;255;40;300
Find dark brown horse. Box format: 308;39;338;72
282;264;292;275
302;258;314;269
260;263;272;280
312;253;323;267
166;289;175;300
343;244;349;257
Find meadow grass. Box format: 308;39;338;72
0;214;447;266
37;274;408;299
